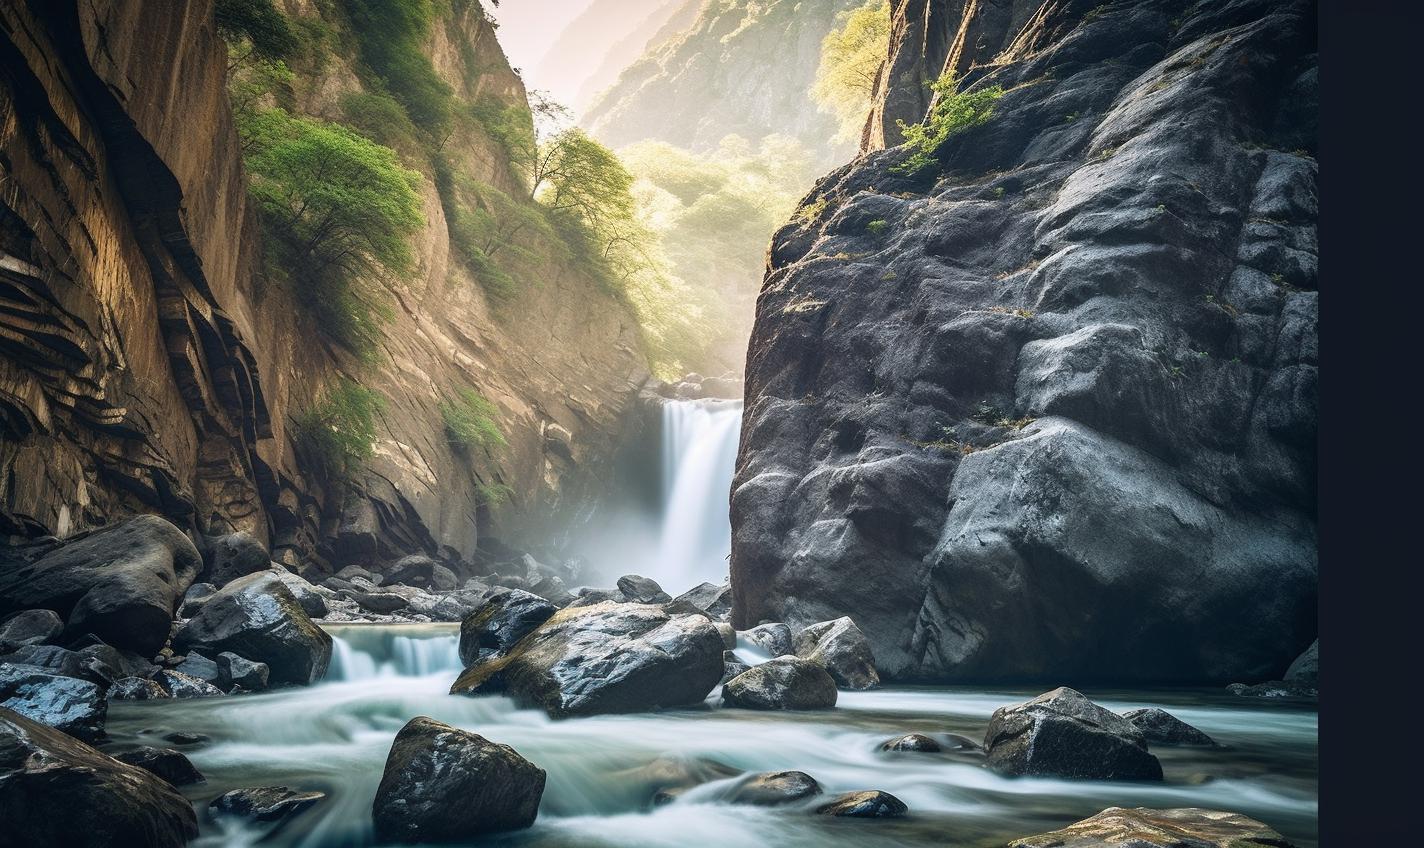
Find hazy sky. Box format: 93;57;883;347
485;1;598;86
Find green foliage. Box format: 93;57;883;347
340;91;422;157
440;389;506;452
216;0;299;62
341;0;454;141
295;379;386;481
475;481;514;506
866;218;889;237
894;73;1005;175
238;107;424;358
812;0;892;143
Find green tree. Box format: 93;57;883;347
341;0;455;142
294;379;386;482
239;108;424;358
894;72;1005;175
812;0;892;143
440;389;506;452
216;0;299;67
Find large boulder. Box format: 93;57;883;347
672;583;733;620
0;644;123;688
384;555;440;589
154;669;224;699
113;746;205;786
616;574;671;604
1008;807;1298;848
0;707;198;846
266;570;329;619
792;617;880;690
451;602;724;718
458;589;556;667
816;790;907;818
372;716;545;842
721;656;837;710
0;516;201;656
1285;638;1318;683
984;688;1161;780
202;532;270;587
0;610;63;652
173;571;332;685
1122;708;1217;747
724;770;821;806
217;652;270;691
739;622;793;657
0;665;107;740
211;786;325;825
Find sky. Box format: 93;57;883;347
484;1;598;89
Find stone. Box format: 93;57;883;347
113;746;205;786
984;688;1162;781
384;555;440;589
372;716;545;842
792;617;880;690
1285;639;1318;683
673;582;733;620
720;661;751;684
740;622;793;657
714;622;736;649
1226;680;1317;699
0;644;120;687
451;602;724;718
267;570;330;619
336;565;381;585
162;731;208;746
355;592;409;614
174;571;332;685
458;589;556;666
616;574;671;604
815;790;907;818
0;707;198;846
1122;708;1217;747
203;532;271;587
217;652;270;691
210;786;325;824
721;656;837;710
107;676;170;701
178;583;217;618
0;666;106;740
173;652;223;688
154;670;223;699
1007;807;1299;848
0;516;201;656
879;733;941;752
0;610;63;652
614;754;741;807
526;574;574;606
724;770;821;806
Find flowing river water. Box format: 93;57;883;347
105;623;1318;848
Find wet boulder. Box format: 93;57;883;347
526;574;574;606
372;716;545;842
458;589;556;666
451;602;724;718
816;790;907;818
210;786;325;825
792;617;880;690
1122;708;1217;747
1285;639;1318;684
154;669;223;699
355;592;409;614
714;622;736;649
1008;807;1299;848
617;574;672;604
720;660;751;684
113;746;205;786
724;770;821;806
0;707;198;846
178;583;218;618
384;555;440;590
615;754;742;807
673;582;733;620
173;652;223;688
267;570;329;619
202;532;270;587
217;652;270;691
107;676;169;701
739;622;793;657
1;643;121;688
880;733;941;753
0;665;107;740
984;688;1162;780
0;515;201;656
722;656;837;711
0;610;63;652
174;571;333;685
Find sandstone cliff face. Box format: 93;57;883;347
582;0;861;165
0;1;646;573
733;0;1317;683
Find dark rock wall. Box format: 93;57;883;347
0;1;646;572
732;0;1317;684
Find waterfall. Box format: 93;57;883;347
652;399;743;592
324;624;462;682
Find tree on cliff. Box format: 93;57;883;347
812;0;892;143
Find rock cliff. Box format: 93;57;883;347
732;0;1317;683
0;1;646;574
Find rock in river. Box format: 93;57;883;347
816;790;908;818
0;515;201;656
210;786;325;825
879;733;941;753
451;602;724;718
724;770;822;806
1122;708;1217;747
458;589;556;666
722;656;837;711
793;617;880;690
0;707;198;847
113;746;205;786
1008;807;1298;847
174;571;332;686
0;665;106;740
983;688;1162;781
372;716;545;842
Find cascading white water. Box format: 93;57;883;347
653;399;743;592
326;625;462;682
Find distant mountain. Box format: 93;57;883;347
570;0;699;112
527;0;683;111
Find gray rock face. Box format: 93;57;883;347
816;790;908;818
0;666;107;740
1008;807;1299;848
1285;639;1318;682
0;644;118;688
673;582;733;620
0;516;201;656
178;583;218;618
203;532;270;587
616;574;672;604
0;707;198;846
113;746;205;786
1122;708;1217;747
724;770;822;806
731;0;1318;684
355;592;409;614
210;786;325;824
372;716;545;842
267;570;329;619
154;669;223;699
740;622;793;657
451;602;724;718
458;589;556;667
0;610;63;652
792;617;880;690
721;657;838;711
218;652;270;691
107;676;169;701
384;555;440;589
984;688;1162;780
174;571;332;685
174;653;223;688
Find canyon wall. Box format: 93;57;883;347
732;0;1318;683
0;0;647;574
